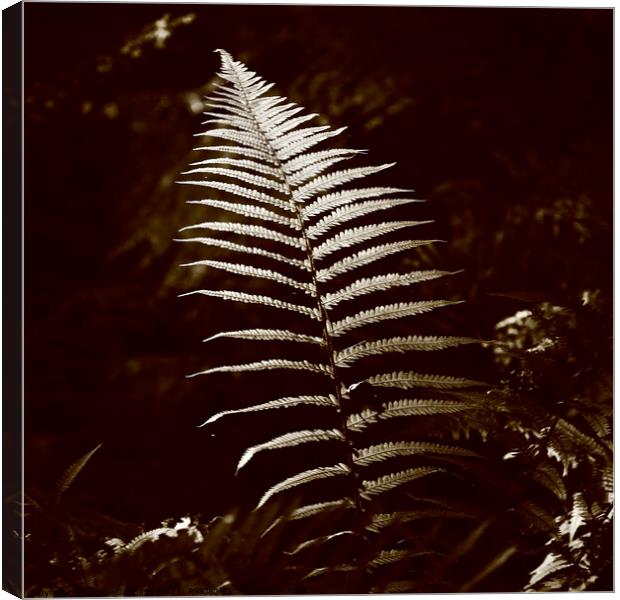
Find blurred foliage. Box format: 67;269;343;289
21;4;611;595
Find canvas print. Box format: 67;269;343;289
9;2;613;595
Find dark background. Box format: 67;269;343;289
23;3;611;532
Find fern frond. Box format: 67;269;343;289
177;180;292;212
555;418;610;458
302;186;410;220
237;429;345;472
367;509;476;532
289;498;355;521
317;239;439;282
293;164;395;203
354;441;479;467
330;300;462;337
307;198;416;239
285;530;356;556
361;467;445;500
179;290;318;319
54;443;102;501
336;335;480;366
180;260;312;293
532;462;567;502
174;237;308;270
581;412;611;439
188;359;331;379
178;221;302;248
205;328;323;345
257;463;352;508
356;371;484;391
186;199;296;228
199;395;337;426
323;270;455;309
526;553;571;588
313;221;432;260
569;492;590;542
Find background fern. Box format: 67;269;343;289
21;5;611;595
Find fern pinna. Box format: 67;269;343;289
177;50;488;592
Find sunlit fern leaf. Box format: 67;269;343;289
188;359;331;378
237;429;345;472
179;290;318;319
367;509;477;533
302;186;410;220
285;530;356;556
330;300;463;337
356;371;485;391
569;492;590;543
199;395;337;427
54;443;102;502
180;260;313;294
555;418;611;458
313;221;433;260
178;49;488;589
317;239;439;282
532;461;567;502
175;237;308;270
118;527;174;555
257;463;351;508
354;441;479;467
361;467;445;500
178;221;302;248
186;199;296;227
581;412;611;439
323;270;455;309
336;335;480;366
526;553;571;589
204;328;323;345
307;198;418;239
